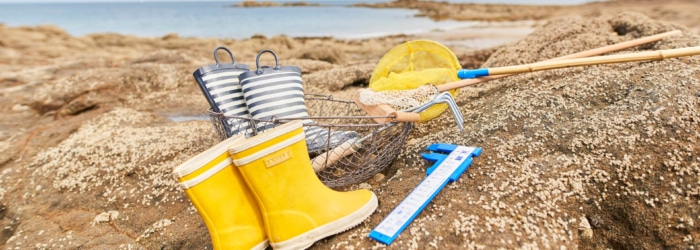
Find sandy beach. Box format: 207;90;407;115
1;0;699;249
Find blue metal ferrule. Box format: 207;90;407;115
458;68;489;79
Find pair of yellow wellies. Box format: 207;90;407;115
174;120;378;249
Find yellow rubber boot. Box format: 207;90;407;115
229;120;378;250
173;135;268;250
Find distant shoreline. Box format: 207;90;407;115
230;1;321;8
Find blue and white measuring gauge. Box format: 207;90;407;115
369;143;482;245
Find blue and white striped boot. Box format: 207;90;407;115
193;46;254;138
238;49;358;154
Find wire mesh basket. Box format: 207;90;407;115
209;94;413;187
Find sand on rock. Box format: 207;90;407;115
0;2;699;249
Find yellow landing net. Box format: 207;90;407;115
368;40;461;122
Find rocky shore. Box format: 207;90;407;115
1;0;699;249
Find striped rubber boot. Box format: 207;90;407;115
238;49;358;153
193;46;254;138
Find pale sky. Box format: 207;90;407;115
0;0;261;2
0;0;233;2
0;0;381;2
0;0;594;4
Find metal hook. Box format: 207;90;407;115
432;92;464;133
404;92;464;132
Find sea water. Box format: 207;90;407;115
0;1;468;39
0;0;597;40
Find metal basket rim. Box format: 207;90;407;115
209;112;405;130
207;94;404;128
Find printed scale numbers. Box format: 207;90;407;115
369;143;482;245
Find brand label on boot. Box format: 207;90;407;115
264;149;292;168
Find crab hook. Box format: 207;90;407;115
406;92;464;132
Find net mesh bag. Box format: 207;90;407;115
363;40;461;121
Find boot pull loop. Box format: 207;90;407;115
255;49;280;75
213;46;236;68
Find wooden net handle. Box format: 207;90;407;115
488;46;700;75
436;30;683;92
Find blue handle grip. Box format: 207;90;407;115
458;68;489;79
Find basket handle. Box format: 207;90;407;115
311;122;397;171
311;140;358;172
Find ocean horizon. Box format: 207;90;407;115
0;1;598;40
